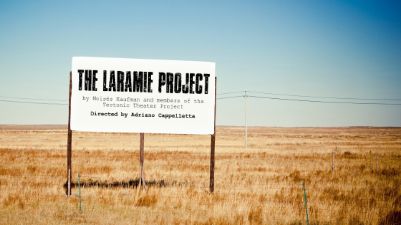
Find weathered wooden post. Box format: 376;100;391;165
67;72;72;196
139;133;145;187
209;77;217;193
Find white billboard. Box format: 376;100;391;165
70;57;216;134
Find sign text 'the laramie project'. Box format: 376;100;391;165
71;57;216;134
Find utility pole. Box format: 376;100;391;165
244;90;248;151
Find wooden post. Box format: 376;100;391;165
139;133;145;187
209;77;217;193
67;72;72;196
210;133;215;193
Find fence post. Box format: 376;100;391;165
302;181;310;225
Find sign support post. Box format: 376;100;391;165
67;72;72;196
139;133;146;187
210;133;215;193
209;77;217;193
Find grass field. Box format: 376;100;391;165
0;126;400;225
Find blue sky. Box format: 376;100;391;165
0;0;400;126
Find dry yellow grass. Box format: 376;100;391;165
0;126;400;224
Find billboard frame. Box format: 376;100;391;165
66;72;217;195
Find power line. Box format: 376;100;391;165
0;95;66;102
1;91;401;106
0;99;67;106
217;95;244;99
247;90;401;102
217;91;244;96
1;96;400;106
216;93;401;105
246;95;401;106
